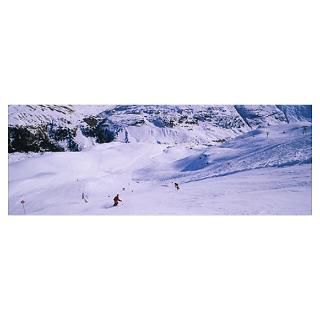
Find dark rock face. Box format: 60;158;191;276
8;124;81;153
96;126;115;143
80;116;109;143
47;124;80;151
9;126;64;153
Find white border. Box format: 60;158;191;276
0;1;319;320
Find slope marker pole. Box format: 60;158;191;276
21;200;26;214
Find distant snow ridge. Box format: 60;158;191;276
8;105;311;152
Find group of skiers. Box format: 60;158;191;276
81;182;181;207
112;182;180;206
251;126;308;139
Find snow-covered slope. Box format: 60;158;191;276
132;124;312;183
8;104;112;126
8;105;312;215
101;105;312;145
276;105;312;122
8;121;312;215
103;105;249;145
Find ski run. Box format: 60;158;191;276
9;122;311;215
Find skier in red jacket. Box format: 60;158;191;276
113;194;122;206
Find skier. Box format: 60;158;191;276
113;194;122;206
82;192;88;203
174;183;180;190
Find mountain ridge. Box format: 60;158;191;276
8;105;312;153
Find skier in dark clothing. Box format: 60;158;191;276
82;192;88;203
174;183;180;190
113;194;122;206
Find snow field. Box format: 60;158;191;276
8;123;311;215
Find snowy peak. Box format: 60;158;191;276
98;105;311;144
8;104;111;127
234;105;287;127
276;105;312;123
234;105;311;127
97;105;250;145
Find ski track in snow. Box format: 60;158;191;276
8;123;312;215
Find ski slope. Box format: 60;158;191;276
8;122;312;215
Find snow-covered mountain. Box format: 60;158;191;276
8;105;113;152
8;105;311;152
8;122;312;215
8;105;312;215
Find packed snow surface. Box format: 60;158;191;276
9;123;311;215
